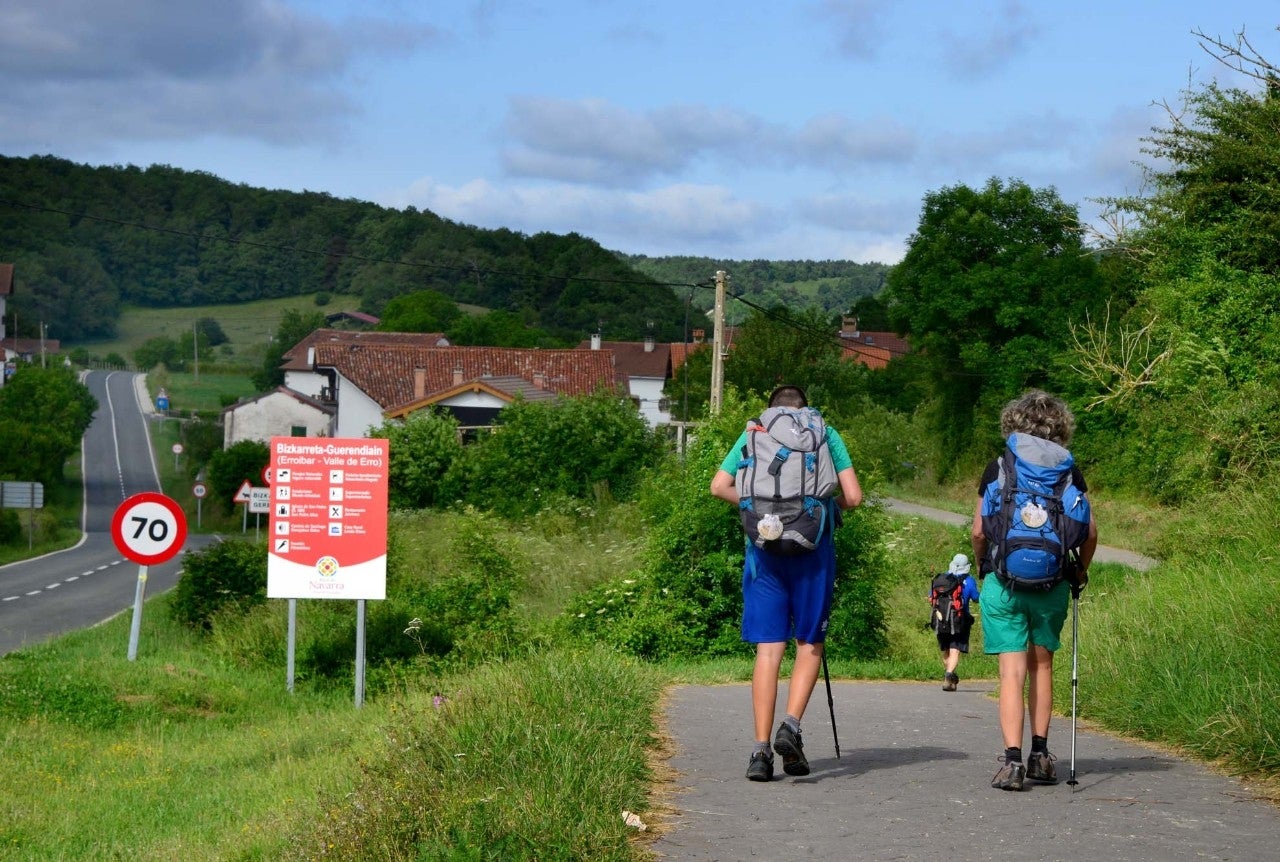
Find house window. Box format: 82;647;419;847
290;425;307;437
658;398;671;413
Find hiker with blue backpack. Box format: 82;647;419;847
929;553;980;691
710;385;864;782
971;390;1097;791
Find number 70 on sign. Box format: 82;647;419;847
111;492;188;565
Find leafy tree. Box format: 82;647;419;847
375;289;462;334
252;309;326;391
447;309;558;347
133;335;185;372
206;440;269;512
883;178;1109;475
368;410;463;509
1084;30;1280;499
196;317;229;347
0;365;96;485
10;246;119;341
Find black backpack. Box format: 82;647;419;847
930;572;965;636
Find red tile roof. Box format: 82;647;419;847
311;343;622;412
576;339;671;378
281;329;449;371
839;328;910;360
841;343;892;370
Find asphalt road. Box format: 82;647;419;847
0;370;214;656
650;681;1278;861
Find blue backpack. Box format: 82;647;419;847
980;433;1091;590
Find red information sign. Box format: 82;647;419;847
265;437;390;600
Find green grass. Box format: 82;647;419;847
71;293;364;369
2;477;1276;858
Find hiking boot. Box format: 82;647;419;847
746;751;774;782
773;723;810;776
942;672;959;692
991;758;1026;791
1027;750;1058;784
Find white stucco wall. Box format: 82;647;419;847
284;369;327;399
223;391;331;448
628;376;670;427
331;371;388;438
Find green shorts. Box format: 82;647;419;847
981;577;1070;654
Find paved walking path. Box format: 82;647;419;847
647;501;1266;860
880;497;1159;571
650;681;1278;861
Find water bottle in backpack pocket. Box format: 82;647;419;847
736;406;839;555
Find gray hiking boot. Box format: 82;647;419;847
1027;750;1058;784
746;751;774;782
991;758;1026;791
942;672;959;692
773;723;810;776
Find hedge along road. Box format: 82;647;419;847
645;502;1280;861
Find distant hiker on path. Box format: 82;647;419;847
710;385;863;782
930;553;980;691
972;390;1098;791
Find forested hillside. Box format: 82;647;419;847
0;155;689;344
621;254;889;325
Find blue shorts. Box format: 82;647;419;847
741;539;835;644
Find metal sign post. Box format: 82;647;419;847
111;493;188;660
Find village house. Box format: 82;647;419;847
221;328;623;445
0;264;63;383
576;333;672;427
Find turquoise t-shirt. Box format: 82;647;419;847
719;425;853;476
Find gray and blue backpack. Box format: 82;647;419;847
980;432;1091;590
735;406;839;555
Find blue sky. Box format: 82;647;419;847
2;1;1277;263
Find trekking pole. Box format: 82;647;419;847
1067;591;1080;789
821;651;841;758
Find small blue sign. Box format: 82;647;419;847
157;395;169;411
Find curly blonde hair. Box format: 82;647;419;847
999;390;1075;446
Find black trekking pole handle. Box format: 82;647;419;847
822;651;840;758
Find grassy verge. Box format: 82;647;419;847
2;486;1275;858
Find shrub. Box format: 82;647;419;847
169;539;268;630
368;410;463;509
0;510;21;545
206;440;269;511
562;392;890;662
447;392;664;517
300;509;529;683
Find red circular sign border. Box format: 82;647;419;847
111;492;188;565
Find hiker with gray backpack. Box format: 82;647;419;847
929;553;980;691
710;385;863;782
971;390;1097;791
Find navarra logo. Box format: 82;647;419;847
316;556;340;577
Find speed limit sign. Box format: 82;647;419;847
111;492;188;565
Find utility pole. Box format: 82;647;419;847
710;270;727;414
193;320;199;382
